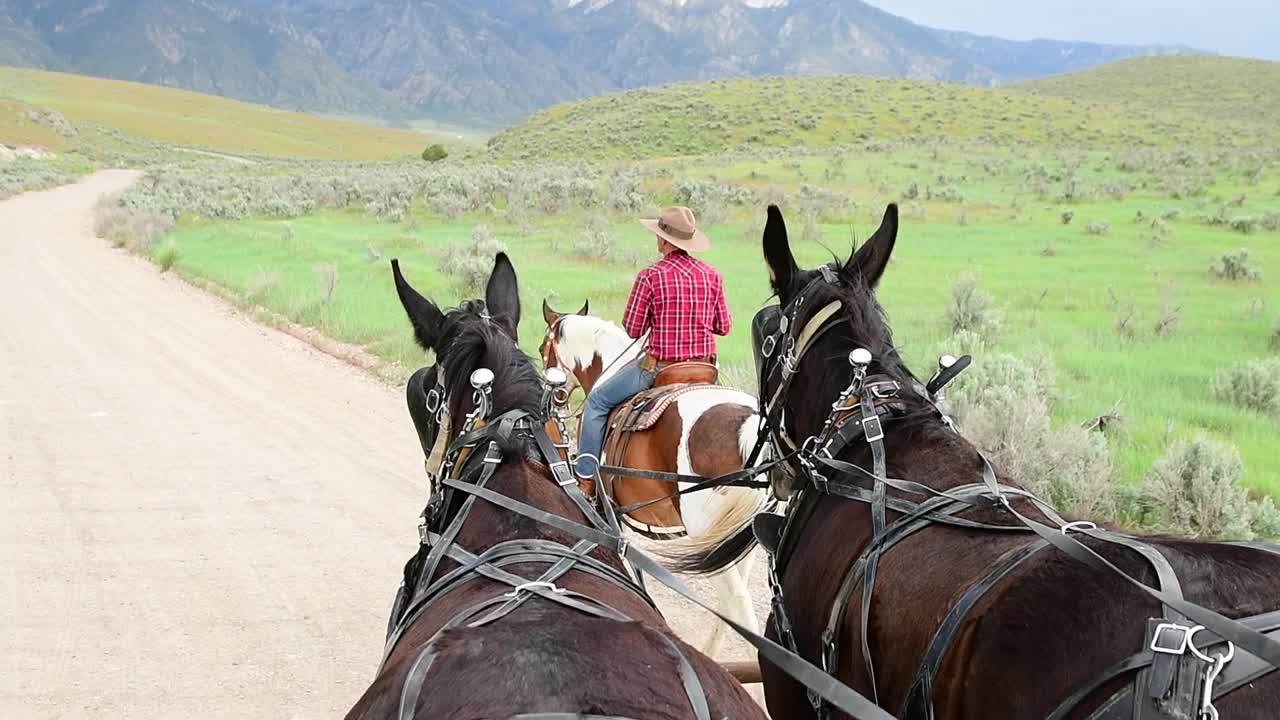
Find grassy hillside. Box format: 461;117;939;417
490;75;1194;161
0;66;436;160
490;57;1277;162
1018;56;1280;139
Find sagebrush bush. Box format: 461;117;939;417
944;351;1116;519
946;273;1003;339
441;225;507;292
670;179;754;226
94;193;175;250
1211;358;1280;414
1210;249;1262;281
605;171;647;212
1086;221;1110;236
1141;436;1277;540
572;215;615;261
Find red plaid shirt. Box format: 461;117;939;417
622;250;731;361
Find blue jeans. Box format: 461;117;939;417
575;359;655;477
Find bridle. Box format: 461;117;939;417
747;266;1280;720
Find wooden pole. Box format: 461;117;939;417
721;660;763;684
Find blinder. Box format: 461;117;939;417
406;364;447;463
751;304;783;380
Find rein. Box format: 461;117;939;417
391;363;901;720
749;268;1280;719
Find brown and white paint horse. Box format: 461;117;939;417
539;300;773;659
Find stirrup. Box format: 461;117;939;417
574;453;600;480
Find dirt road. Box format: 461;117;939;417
0;172;770;719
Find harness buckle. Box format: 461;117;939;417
760;334;778;359
870;381;901;399
424;388;442;414
1149;622;1192;655
549;460;577;487
862;414;885;443
503;580;566;598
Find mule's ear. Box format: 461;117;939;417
542;299;560;328
576;299;589;316
485;252;521;339
845;203;898;289
763;204;798;295
392;258;445;350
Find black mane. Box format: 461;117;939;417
434;305;543;421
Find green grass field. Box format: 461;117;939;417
156;157;1280;494
77;54;1280;511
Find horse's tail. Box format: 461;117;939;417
657;413;773;575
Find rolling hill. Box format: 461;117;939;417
1018;55;1280;137
488;56;1278;161
0;0;1193;128
0;67;436;160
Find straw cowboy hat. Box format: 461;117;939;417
639;206;710;253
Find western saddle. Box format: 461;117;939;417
592;360;730;537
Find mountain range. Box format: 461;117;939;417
0;0;1197;129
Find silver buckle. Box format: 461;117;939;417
424;388;442;414
760;334;778;359
549;460;576;486
1150;622;1192;655
862;414;885;443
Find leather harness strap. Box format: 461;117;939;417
903;538;1051;720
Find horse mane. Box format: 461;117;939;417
436;306;542;418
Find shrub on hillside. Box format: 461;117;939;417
946;273;1003;340
442;225;506;292
421;144;448;162
670;179;754;225
1230;216;1261;234
1211;358;1280;414
572;215;615;261
606;172;647;213
1086;221;1110;236
1140;435;1279;540
1210;249;1262;282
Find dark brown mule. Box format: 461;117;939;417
671;204;1280;720
539;300;773;658
346;254;766;720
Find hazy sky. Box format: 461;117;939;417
871;0;1279;61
